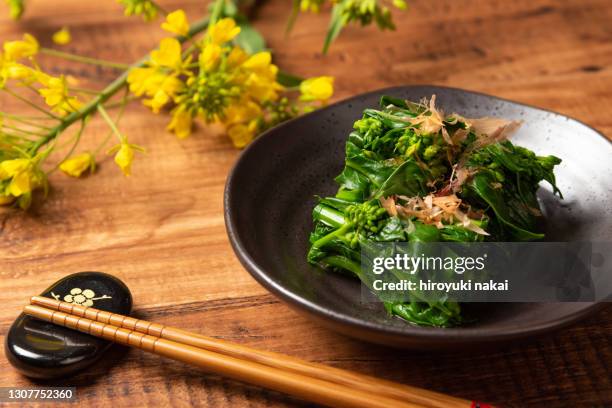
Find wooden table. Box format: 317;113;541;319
1;0;611;406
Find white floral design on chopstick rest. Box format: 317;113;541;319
50;288;112;307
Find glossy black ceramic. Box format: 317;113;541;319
224;86;612;349
5;271;132;378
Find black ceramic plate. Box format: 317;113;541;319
224;85;611;349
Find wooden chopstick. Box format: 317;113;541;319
26;297;475;408
24;304;414;408
30;296;468;408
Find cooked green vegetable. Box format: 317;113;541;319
307;95;562;327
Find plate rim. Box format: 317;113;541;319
224;85;610;345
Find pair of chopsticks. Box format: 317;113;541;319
25;297;473;408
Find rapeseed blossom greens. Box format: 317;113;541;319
308;96;562;326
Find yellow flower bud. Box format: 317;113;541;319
161;9;190;37
52;27;72;45
3;33;39;61
300;76;334;103
199;43;221;71
7;0;25;20
59;153;94;178
392;0;408;10
300;0;323;13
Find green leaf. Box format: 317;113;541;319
468;171;544;241
276;71;304;88
234;20;266;54
406;221;440;242
374;158;428;198
386;301;461;327
380;95;408;109
322;2;346;54
374;217;406;241
285;0;301;35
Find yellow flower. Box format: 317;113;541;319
108;142;144;176
167;109;193;139
224;101;262;126
244;73;282;103
0;58;36;87
208;18;241;45
59;152;95;177
228;120;258;148
227;121;258;148
161;9;190;37
150;38;183;70
52;27;72;45
0;157;41;197
226;46;248;68
199;43;221;71
239;51;283;102
3;33;39;61
38;75;82;115
241;51;273;74
127;67;160;96
5;62;35;81
0;158;29;180
142;75;183;113
300;76;334;103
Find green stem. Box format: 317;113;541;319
95;89;130;155
49;118;88;174
311;223;353;251
0;113;53;130
40;48;131;70
209;0;225;26
0;135;34;146
320;255;363;277
285;0;301;35
97;104;123;141
0;112;53;121
1;124;45;137
3;88;62;120
30;17;211;155
0;132;38;142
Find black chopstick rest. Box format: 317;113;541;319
5;271;132;379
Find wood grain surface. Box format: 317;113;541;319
1;0;611;407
